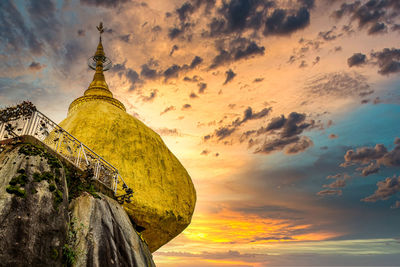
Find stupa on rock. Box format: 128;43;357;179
59;23;196;252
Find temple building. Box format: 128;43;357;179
59;23;196;252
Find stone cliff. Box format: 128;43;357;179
0;136;155;267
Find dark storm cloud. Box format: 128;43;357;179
164;64;181;80
223;69;236;85
140;64;158;79
0;0;43;54
333;0;400;35
370;48;400;75
80;0;129;8
210;38;265;69
368;22;387;34
264;112;313;138
190;56;203;68
28;61;43;71
240;112;316;155
305;72;370;98
206;106;272;141
126;68;142;91
204;0;311;37
254;133;313;155
263;7;310;36
27;0;61;51
182;103;192;110
177;2;195;21
198;82;207;93
347;53;367;67
169;45;179;56
160;106;176;115
163;56;203;80
362;175;400;202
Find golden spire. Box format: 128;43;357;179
84;22;112;98
68;22;126;114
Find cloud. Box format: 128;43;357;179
242;112;316;155
362;175;400;202
206;106;272;141
190;92;198;98
155;127;182;136
27;0;60;51
318;26;340;41
223;69;236;85
141;64;159;79
140;89;158;102
264;7;310;36
317;189;342;196
198;82;207;93
368;22;387;34
333;0;400;35
163;56;204;81
370;48;400;75
347;53;367;67
125;68;142;91
169;45;179;56
209;37;265;69
359;162;380;176
182;103;192;110
28;61;43;71
329;134;338;139
343;144;388;165
80;0;129;8
200;149;211;155
164;64;181;80
190;56;203;68
0;0;43;54
305;72;370;98
340;138;400;179
323;179;346;189
255;135;313;155
160;105;175;115
210;37;265;69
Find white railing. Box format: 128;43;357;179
0;101;132;201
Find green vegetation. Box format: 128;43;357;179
6;185;26;198
62;244;76;267
65;166;100;201
51;248;59;260
5;168;28;198
62;217;86;267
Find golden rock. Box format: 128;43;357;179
59;28;196;252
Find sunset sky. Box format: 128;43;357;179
1;0;400;266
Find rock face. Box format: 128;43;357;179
70;193;155;267
0;137;155;267
0;139;69;266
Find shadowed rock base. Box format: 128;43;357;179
70;193;156;267
0;137;155;267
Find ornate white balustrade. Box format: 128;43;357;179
0;101;132;202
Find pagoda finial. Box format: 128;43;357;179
85;22;113;96
97;22;105;42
